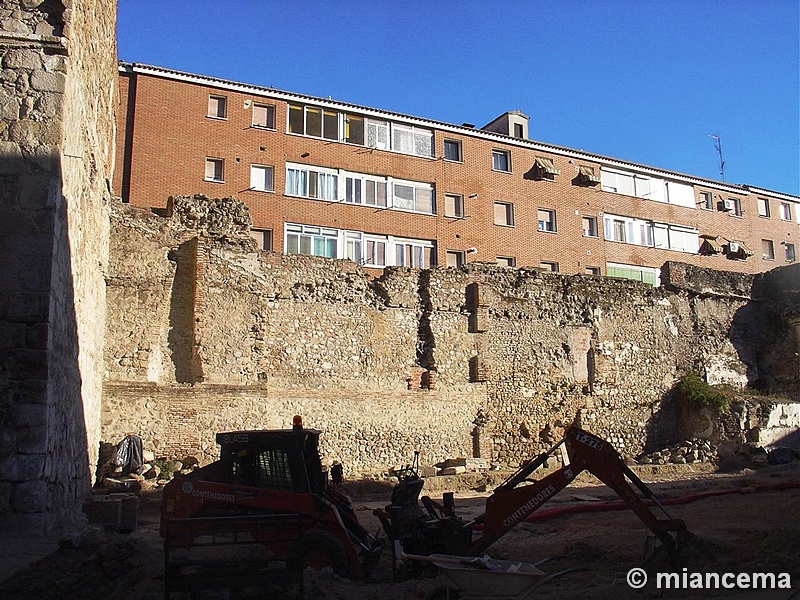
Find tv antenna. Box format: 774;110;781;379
707;134;725;181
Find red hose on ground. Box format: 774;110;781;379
470;480;800;531
519;480;800;524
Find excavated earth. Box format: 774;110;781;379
1;462;798;600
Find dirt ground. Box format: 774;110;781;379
1;461;798;600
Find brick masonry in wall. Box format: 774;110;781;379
103;196;800;476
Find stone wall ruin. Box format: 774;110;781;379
0;0;117;533
103;196;800;476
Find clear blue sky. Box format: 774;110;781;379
117;1;800;196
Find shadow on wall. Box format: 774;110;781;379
730;264;800;394
0;152;90;532
167;238;201;384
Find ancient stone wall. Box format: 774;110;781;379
103;197;800;475
0;0;117;533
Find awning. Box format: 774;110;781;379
726;240;754;259
578;165;601;185
699;235;723;254
534;157;560;176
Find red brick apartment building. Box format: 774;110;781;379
114;62;799;284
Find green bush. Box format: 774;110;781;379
153;459;180;481
676;372;731;411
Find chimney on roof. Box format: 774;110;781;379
481;110;529;140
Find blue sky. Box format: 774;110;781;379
117;1;800;196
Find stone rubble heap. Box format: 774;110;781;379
636;439;718;465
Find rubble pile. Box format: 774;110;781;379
636;439;718;465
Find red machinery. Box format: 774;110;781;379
160;419;384;579
376;425;694;577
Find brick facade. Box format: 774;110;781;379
114;63;799;279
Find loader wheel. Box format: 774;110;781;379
291;530;352;578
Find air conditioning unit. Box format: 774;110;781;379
728;241;740;253
721;199;735;211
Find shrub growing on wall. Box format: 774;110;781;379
676;371;732;411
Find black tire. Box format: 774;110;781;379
290;529;352;579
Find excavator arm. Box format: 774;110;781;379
472;426;690;560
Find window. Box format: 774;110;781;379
443;139;462;162
585;266;601;276
497;256;515;267
208;95;227;119
600;168;695;208
730;198;743;217
786;243;796;263
392;181;435;214
204;158;224;182
494;202;514;226
582;216;598;237
700;191;714;210
249;165;274;192
537;209;557;232
603;213;698;252
492;149;511;172
252;103;275;129
762;239;775;260
287;104;432;157
364;237;387;267
249;228;273;251
606;263;659;286
757;198;770;218
446;251;465;268
395;242;429;269
344;173;388;207
532;157;560;181
285;224;338;258
285;164;338;201
780;202;793;221
445;193;464;218
540;261;559;272
513;123;524;138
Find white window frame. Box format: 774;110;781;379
363;236;388;267
537;208;557;233
757;198;770;218
249;164;274;192
208;95;227;119
285;163;339;201
780;202;792;221
284;223;339;258
251;103;276;129
492;149;511;172
700;191;714;210
390;179;435;214
204;157;224;182
342;171;388;208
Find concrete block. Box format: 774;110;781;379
16;426;47;454
0;453;45;481
2;49;42;70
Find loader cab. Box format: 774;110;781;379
215;428;327;494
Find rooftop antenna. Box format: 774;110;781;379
707;134;725;181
